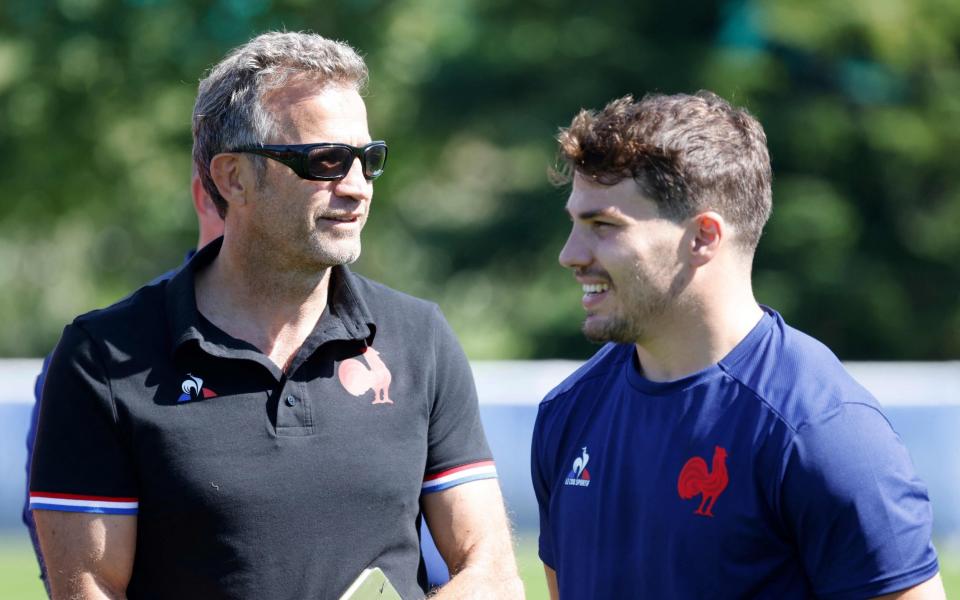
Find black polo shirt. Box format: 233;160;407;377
30;239;495;599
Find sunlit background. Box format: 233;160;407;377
1;0;958;597
2;0;958;360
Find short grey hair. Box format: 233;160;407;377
192;31;369;217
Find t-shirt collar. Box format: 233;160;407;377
624;306;776;395
165;236;376;365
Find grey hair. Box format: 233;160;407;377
192;31;369;217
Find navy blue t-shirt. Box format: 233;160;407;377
532;308;938;599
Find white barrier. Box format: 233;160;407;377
3;358;958;407
2;359;958;540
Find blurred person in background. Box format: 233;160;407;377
532;91;944;599
21;170;222;597
29;31;518;599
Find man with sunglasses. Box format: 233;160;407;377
30;31;521;599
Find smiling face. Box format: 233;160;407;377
559;173;690;344
241;82;374;270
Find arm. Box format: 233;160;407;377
34;510;136;599
30;324;141;599
422;479;524;599
871;573;945;600
24;355;51;592
420;308;522;597
531;402;559;600
543;564;559;600
781;403;941;598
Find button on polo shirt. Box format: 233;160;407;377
30;238;497;600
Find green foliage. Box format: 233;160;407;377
0;0;958;358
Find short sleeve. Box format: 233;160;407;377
531;402;555;568
22;354;51;581
29;323;139;515
421;307;495;495
779;402;939;599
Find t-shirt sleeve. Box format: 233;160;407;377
779;402;939;599
22;354;51;578
420;306;496;495
29;323;139;515
531;401;555;569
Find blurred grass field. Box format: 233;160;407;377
1;533;956;599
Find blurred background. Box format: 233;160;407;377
1;0;959;360
1;0;959;597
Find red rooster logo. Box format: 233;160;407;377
337;346;393;404
677;446;729;517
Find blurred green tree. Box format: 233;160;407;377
0;0;957;359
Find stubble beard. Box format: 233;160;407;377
310;235;362;268
581;263;680;345
308;207;370;267
255;170;366;269
582;295;670;344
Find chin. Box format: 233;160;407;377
582;315;638;345
318;251;361;267
311;240;361;267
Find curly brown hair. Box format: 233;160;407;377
555;91;772;250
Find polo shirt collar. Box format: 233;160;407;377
165;237;376;370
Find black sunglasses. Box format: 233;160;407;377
229;141;388;181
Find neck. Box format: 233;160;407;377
195;233;332;371
634;280;763;383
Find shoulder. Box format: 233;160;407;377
65;280;170;357
531;344;631;469
538;343;632;416
348;272;441;322
722;310;881;432
73;279;167;332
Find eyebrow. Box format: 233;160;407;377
567;207;621;220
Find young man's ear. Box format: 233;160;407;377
209;153;249;208
689;212;724;267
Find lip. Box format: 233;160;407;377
575;276;608;286
582;289;609;310
318;213;363;225
576;276;611;310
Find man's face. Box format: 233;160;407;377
244;82;374;269
559;173;689;344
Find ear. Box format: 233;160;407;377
688;211;724;267
209;153;250;208
191;173;225;248
191;173;218;218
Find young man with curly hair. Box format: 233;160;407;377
532;91;944;599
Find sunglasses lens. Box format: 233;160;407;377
363;144;387;179
306;146;353;179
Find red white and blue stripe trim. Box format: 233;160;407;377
421;460;497;494
29;492;138;515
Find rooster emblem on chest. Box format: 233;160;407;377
677;446;729;517
337;346;393;404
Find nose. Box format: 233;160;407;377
333;156;373;203
559;227;589;270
